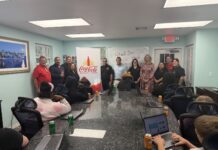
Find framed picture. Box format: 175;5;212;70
0;36;30;74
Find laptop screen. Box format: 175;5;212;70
144;114;169;136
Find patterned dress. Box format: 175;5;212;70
140;63;155;92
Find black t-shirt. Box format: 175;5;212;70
173;66;185;83
154;68;167;80
128;67;140;81
0;128;23;150
101;64;114;81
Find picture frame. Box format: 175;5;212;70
0;36;30;74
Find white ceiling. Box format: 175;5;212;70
0;0;218;41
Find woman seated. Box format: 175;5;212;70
153;115;218;150
65;76;89;104
117;72;133;91
34;81;71;121
152;62;167;96
0;128;29;150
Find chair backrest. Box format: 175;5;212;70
163;83;178;100
171;96;193;119
179;113;202;147
11;97;43;139
187;101;218;115
175;86;195;98
203;132;218;150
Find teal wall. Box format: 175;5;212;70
63;37;186;56
1;24;218;127
0;25;64;127
194;29;218;87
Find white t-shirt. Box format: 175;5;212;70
34;97;71;121
113;64;127;79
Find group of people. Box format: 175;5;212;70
101;55;185;96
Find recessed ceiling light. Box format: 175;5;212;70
66;33;105;38
0;0;8;1
154;21;213;29
164;0;218;8
29;18;89;28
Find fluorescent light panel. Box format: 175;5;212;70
164;0;218;8
154;21;213;29
0;0;7;1
29;18;89;28
66;33;105;38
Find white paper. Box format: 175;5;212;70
70;128;106;139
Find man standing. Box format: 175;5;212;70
165;56;173;72
61;56;73;81
49;57;64;88
113;57;127;80
32;56;51;93
101;58;114;91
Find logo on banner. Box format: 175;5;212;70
79;56;97;74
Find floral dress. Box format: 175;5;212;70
140;63;155;92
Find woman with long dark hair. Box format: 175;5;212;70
128;58;141;88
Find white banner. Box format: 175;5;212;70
76;47;101;91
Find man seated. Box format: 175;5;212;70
0;128;29;150
34;81;71;121
153;115;218;150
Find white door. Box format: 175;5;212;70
184;45;194;86
153;48;184;69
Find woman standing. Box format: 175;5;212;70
140;55;155;92
153;62;167;96
172;58;185;86
128;58;141;88
66;64;80;82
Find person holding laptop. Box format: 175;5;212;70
153;115;218;150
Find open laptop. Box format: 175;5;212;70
61;109;85;120
142;114;174;149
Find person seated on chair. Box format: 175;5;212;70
34;81;71;121
195;95;214;103
117;71;133;91
0;128;29;150
153;115;218;150
65;76;89;104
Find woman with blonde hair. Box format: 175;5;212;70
140;55;155;92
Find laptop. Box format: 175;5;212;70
61;109;85;120
142;114;174;149
35;134;64;150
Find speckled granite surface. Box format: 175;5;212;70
25;90;183;150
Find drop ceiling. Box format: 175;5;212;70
0;0;218;41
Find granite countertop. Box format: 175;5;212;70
26;90;182;150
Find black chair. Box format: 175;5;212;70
179;113;202;147
171;96;193;119
203;132;218;150
187;101;218;115
11;97;43;139
175;86;195;98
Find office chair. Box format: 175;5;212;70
187;101;218;115
203;132;218;150
179;113;202;147
11;97;43;139
175;86;195;98
171;96;193;119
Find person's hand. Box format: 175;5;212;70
172;133;188;146
52;95;64;102
153;135;165;147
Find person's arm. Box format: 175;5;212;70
54;98;71;115
172;133;196;148
32;67;40;93
22;135;29;147
153;135;165;150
